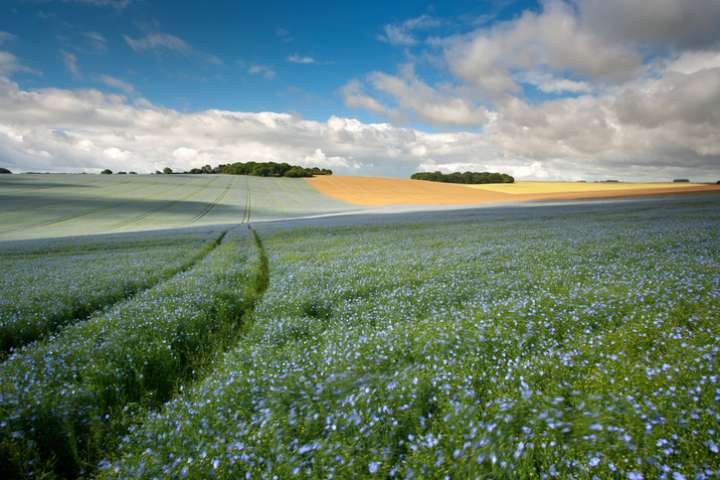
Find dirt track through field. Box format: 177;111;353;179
306;176;720;206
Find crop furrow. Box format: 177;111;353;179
107;176;220;231
189;176;236;225
0;232;227;357
0;228;269;479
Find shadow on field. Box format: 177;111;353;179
3;190;718;246
0;192;342;218
0;189;352;239
0;180;98;189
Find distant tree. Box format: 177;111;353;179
673;179;689;183
101;169;113;175
163;167;173;174
186;161;331;177
154;170;162;174
129;171;137;174
283;166;311;178
0;167;11;174
410;170;514;184
117;171;127;175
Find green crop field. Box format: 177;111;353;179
1;184;719;479
0;174;355;241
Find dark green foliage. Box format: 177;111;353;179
186;161;332;177
163;167;173;174
0;167;11;174
410;170;514;184
673;178;690;183
100;169;112;175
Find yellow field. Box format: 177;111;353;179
307;176;720;206
465;181;706;194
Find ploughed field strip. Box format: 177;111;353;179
0;230;222;354
99;195;720;479
0;174;355;241
0;227;269;478
306;175;720;206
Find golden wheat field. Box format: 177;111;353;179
306;176;720;206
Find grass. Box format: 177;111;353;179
0;174;355;241
96;195;720;479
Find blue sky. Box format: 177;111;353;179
2;0;538;124
0;0;718;180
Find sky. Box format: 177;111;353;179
0;0;719;180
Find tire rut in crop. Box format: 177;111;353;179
189;176;237;225
0;231;228;358
0;228;274;479
248;225;269;295
108;176;221;231
240;176;253;224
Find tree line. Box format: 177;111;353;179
185;162;332;177
410;171;515;184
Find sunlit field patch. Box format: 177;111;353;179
307;175;720;206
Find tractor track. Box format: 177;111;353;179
189;176;237;225
108;176;221;231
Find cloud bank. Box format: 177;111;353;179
0;72;717;181
0;0;719;180
340;0;720;180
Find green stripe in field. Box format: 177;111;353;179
0;174;356;241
